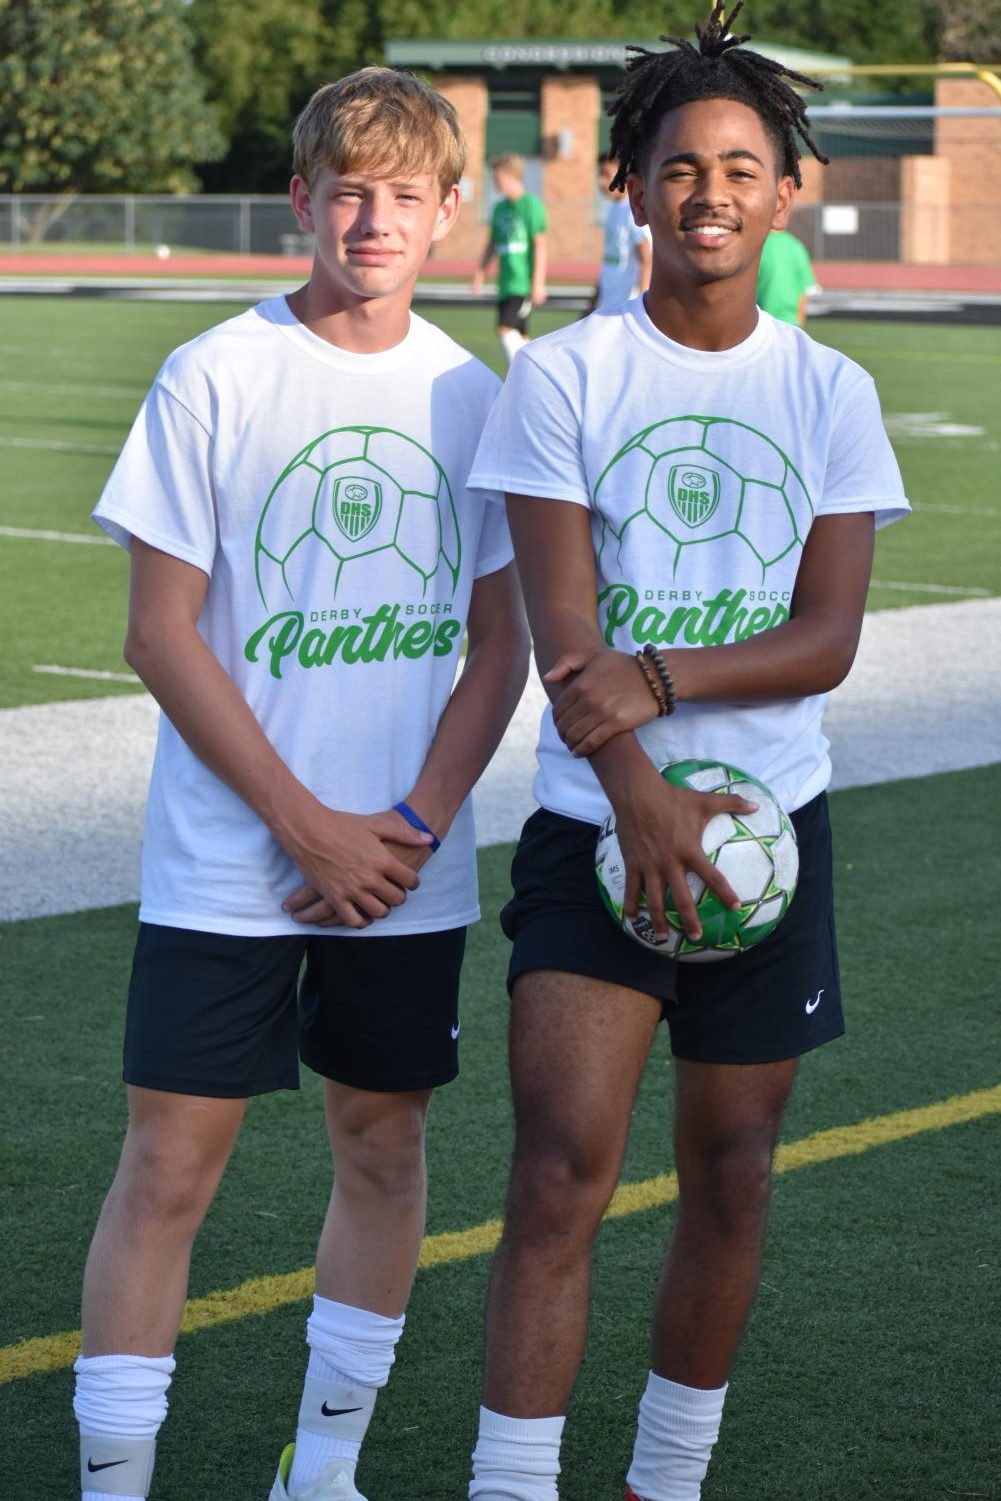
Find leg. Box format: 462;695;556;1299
626;1057;798;1501
286;928;467;1497
76;1087;245;1498
654;1056;798;1386
317;1081;432;1314
485;971;662;1416
82;1085;246;1354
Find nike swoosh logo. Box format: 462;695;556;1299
321;1402;363;1417
88;1459;129;1473
805;989;824;1015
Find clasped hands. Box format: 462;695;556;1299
281;805;436;930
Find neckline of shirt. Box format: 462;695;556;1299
624;294;775;369
261;295;429;372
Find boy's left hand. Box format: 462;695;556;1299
283;809;436;925
548;649;660;756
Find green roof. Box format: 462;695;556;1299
386;37;851;74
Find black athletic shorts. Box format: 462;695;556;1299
501;792;843;1065
122;924;466;1098
497;295;533;334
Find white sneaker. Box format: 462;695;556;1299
269;1443;369;1501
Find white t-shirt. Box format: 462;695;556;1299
94;297;512;936
469;298;909;825
597;198;652;308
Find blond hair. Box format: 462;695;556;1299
293;68;466;196
489;153;525;179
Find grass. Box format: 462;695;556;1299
2;765;1000;1498
1;301;999;709
1;294;999;1495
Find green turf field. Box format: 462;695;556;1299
2;767;1000;1499
1;296;999;1498
0;299;998;709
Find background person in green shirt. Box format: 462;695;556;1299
471;153;548;363
756;227;818;326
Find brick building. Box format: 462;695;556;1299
387;39;1001;271
386;38;850;270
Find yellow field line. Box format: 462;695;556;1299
3;1082;998;1387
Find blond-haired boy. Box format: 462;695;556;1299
73;67;527;1501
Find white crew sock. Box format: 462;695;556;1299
287;1295;404;1496
499;329;526;363
626;1373;728;1501
469;1406;566;1501
74;1352;175;1501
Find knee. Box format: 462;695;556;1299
111;1126;223;1233
680;1137;775;1237
332;1097;428;1204
506;1133;617;1244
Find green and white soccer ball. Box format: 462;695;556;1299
595;759;799;962
254;425;461;607
596;416;811;585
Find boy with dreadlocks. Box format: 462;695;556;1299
466;6;908;1499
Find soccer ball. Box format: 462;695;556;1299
595;416;811;586
254;425;461;607
594;759;799;962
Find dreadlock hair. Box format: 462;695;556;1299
608;1;829;191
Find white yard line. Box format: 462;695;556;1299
0;436;121;456
0;526;113;545
33;665;137;683
869;578;991;596
2;599;1000;923
0;379;146;399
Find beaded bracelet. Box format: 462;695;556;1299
642;642;678;716
635;650;669;715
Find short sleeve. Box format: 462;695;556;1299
822;373;910;530
92;381;218;574
530;195;548;235
467;348;590;507
473;494;515;578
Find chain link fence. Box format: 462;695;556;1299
0;193;993;267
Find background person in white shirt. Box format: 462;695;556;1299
589;155;652;312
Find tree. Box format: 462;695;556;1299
935;0;1001;61
0;0;225;197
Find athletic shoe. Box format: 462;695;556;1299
269;1443;369;1501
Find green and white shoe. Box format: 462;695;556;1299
269;1443;369;1501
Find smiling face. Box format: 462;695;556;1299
290;166;459;308
627;98;794;293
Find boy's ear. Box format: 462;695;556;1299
771;175;795;231
431;182;462;244
290;175;314;233
626;172;648;228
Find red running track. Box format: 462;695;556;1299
2;252;1000;292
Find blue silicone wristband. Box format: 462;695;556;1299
393;800;441;853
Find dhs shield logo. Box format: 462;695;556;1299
668;465;721;528
331;476;382;541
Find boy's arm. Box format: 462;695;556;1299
470;230;497;295
506;497;756;941
547;510;875;757
125;540;433;929
507;498;873;940
405;560;529;837
531;231;548;307
285;561;530;926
